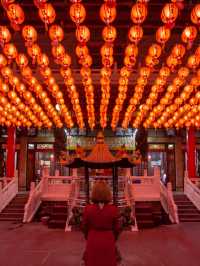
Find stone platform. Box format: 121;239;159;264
0;221;200;266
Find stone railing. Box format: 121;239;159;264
23;168;76;223
184;171;200;210
129;168;160;201
160;181;179;224
0;172;18;213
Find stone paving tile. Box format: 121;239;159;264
0;222;200;266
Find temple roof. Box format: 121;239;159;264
84;132;117;163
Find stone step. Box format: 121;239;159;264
1;208;24;214
50;213;68;220
180;217;200;222
0;212;24;219
0;217;22;222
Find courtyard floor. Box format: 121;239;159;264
0;221;200;266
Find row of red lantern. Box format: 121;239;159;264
0;64;54;128
99;1;117;128
1;9;69;128
69;1;95;130
0;92;32;128
111;2;148;130
121;1;182;129
131;6;198;129
147;67;200;129
13;2;75;128
0;24;65;127
143;67;190;128
143;47;200;128
0;61;51;128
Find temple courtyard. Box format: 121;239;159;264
0;222;200;266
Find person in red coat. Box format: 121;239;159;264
82;180;121;266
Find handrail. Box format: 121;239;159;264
23;180;43;223
184;172;200;210
0;173;18;213
124;176;138;231
160;181;179;224
65;177;80;232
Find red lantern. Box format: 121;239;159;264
16;53;29;69
161;3;179;28
100;3;117;24
52;44;65;62
76;44;89;58
125;44;138;58
70;3;86;25
60;53;71;68
37;53;49;68
148;43;162;59
128;25;143;44
76;25;90;44
0;26;11;46
49;24;64;45
102;25;117;43
100;44;113;58
7;3;25;30
27;44;41;63
187;55;199;69
156;26;171;45
22;25;37;47
191;4;200;26
3;43;18;61
166;55;179;71
38;3;56;28
172;44;186;59
181;26;197;48
131;3;148;24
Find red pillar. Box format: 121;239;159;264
6;127;16;177
186;127;196;178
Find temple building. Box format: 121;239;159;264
0;0;200;265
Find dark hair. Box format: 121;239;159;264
91;180;112;204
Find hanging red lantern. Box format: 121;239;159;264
0;26;11;47
16;53;29;69
128;25;143;44
166;55;179;71
76;25;90;44
187;54;199;69
181;26;197;48
125;44;138;58
191;4;200;26
3;43;18;61
172;44;186;59
178;67;189;78
161;3;179;28
100;44;113;58
148;43;162;59
37;53;49;68
6;3;25;30
70;3;86;25
145;55;158;68
52;44;65;63
81;54;92;67
102;56;113;68
159;66;170;78
49;24;64;46
76;44;89;58
27;44;41;63
131;3;148;24
38;3;56;29
60;53;71;68
100;3;117;24
156;26;171;45
102;25;117;43
22;25;37;47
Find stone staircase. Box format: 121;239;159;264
174;194;200;222
37;201;68;229
0;193;28;222
135;201;164;229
